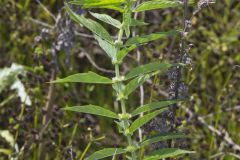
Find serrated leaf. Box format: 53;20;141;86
90;12;121;29
65;3;113;43
125;62;173;80
124;74;150;97
94;35;117;61
52;71;112;84
134;0;182;12
144;148;195;160
64;105;118;119
131;100;181;116
124;30;179;47
128;109;167;134
86;148;127;160
140;133;188;147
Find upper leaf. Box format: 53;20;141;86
131;100;181;116
144;148;195;160
65;3;113;43
117;45;138;63
134;0;182;12
124;30;179;47
90;12;121;29
130;19;149;26
94;35;117;61
140;133;188;147
86;148;127;160
123;74;150;98
125;62;173;80
52;71;112;84
64;105;118;119
128;109;167;134
69;0;125;7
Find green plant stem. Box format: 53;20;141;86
80;141;92;160
114;65;137;160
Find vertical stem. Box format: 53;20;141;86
113;1;137;158
114;64;137;160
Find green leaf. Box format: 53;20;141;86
86;148;127;160
65;3;113;43
131;100;181;116
144;148;195;160
124;74;150;97
124;30;179;47
69;0;125;7
125;62;173;80
0;149;12;155
140;133;188;147
52;71;112;84
117;45;138;62
94;35;117;61
130;19;149;26
64;105;118;119
128;109;167;134
123;12;131;37
134;0;182;12
90;12;121;29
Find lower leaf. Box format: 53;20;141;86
144;148;195;160
86;148;127;160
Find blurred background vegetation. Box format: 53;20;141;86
0;0;239;159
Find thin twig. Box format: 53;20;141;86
184;107;240;152
28;18;54;29
36;0;56;21
81;49;115;74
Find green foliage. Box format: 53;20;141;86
0;0;238;159
64;105;118;119
90;12;121;29
134;0;182;12
53;71;112;84
94;35;117;62
140;133;188;147
125;62;173;80
87;148;127;160
144;148;195;160
65;3;113;43
59;0;194;159
124;30;179;47
128;109;167;134
131;100;181;116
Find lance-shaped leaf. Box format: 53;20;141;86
52;71;112;84
125;62;173;80
90;12;121;29
124;74;150;98
140;133;188;147
65;3;113;43
86;148;127;160
124;30;179;47
123;11;131;37
94;35;117;61
134;0;182;12
144;148;195;160
69;0;125;7
64;105;118;119
131;100;181;116
128;109;167;134
130;19;149;26
117;45;138;63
